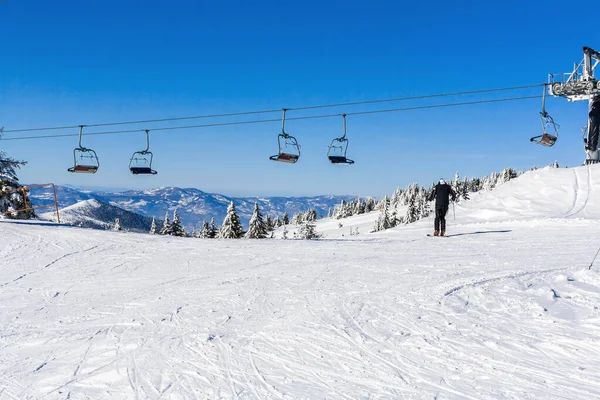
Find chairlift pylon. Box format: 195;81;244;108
327;114;355;165
67;125;100;174
530;84;559;147
270;109;300;163
129;130;158;175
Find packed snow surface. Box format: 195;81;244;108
2;165;600;399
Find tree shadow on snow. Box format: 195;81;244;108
445;230;511;237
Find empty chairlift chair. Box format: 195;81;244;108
129;130;158;175
327;114;355;165
68;125;100;174
270;109;300;163
530;84;559;147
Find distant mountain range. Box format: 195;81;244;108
31;185;364;231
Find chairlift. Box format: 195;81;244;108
270;109;300;163
129;130;158;175
327;114;355;165
530;84;559;147
67;126;99;173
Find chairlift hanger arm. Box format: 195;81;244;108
281;108;288;137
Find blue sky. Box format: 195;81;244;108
0;0;598;197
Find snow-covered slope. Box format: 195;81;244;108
39;198;157;232
2;165;600;399
299;165;600;239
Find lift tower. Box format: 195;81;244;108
544;46;600;164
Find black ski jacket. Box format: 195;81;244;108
591;97;600;118
429;183;457;207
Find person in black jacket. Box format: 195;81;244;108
428;179;457;236
586;95;600;152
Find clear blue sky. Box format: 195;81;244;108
0;0;598;197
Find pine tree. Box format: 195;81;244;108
208;217;218;238
404;192;419;224
374;195;392;231
295;219;320;239
198;221;210;238
265;215;274;232
461;176;470;201
149;217;157;234
160;211;171;235
113;218;122;231
218;201;243;238
170;209;187;237
0;144;35;220
246;202;267;239
282;212;289;225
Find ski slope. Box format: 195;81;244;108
2;165;600;399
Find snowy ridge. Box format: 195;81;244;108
2;165;600;398
41;198;157;232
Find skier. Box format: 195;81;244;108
428;179;456;236
586;95;600;153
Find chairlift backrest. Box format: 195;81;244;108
68;126;100;173
270;109;301;163
129;130;158;175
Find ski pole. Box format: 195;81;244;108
589;244;600;270
452;201;455;220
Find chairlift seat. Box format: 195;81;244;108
530;133;557;147
68;165;99;174
270;153;299;163
328;155;355;164
130;167;158;175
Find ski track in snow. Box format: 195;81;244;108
2;166;600;399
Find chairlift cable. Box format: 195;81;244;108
2;84;543;134
0;95;541;141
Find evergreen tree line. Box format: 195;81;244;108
143;201;319;239
330;197;378;220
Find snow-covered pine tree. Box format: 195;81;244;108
404;192;419;224
295;219;321;239
282;212;289;225
290;211;305;225
208;217;218;238
0;145;35;220
198;221;210;238
282;224;289;239
149;217;157;234
113;218;122;231
160;211;171;235
461;176;470;201
246;202;267;239
306;209;317;222
417;187;431;218
218;201;244;238
170;209;187;237
265;215;273;232
452;172;463;202
355;198;365;215
373;195;392;231
364;198;377;213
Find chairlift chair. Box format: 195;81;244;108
270;109;300;163
530;85;559;147
68;126;100;173
129;130;158;175
328;114;355;164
